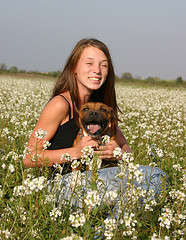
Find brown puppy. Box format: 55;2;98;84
73;102;118;169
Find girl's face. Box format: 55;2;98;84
74;46;108;94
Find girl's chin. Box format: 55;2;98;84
88;82;103;89
88;86;102;91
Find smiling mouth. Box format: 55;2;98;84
88;77;101;81
84;121;107;136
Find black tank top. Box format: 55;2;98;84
48;95;79;175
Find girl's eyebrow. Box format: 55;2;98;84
86;57;108;62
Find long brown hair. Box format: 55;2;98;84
51;38;119;121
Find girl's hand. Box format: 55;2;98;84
95;139;120;160
74;136;99;159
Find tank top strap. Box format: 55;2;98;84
59;95;72;119
69;92;75;116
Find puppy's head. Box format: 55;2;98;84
78;102;116;139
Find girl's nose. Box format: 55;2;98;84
92;63;101;73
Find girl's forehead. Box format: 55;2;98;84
80;46;107;60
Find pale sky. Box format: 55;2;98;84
0;0;186;80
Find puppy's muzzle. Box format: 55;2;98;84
81;110;109;137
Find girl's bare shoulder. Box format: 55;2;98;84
47;95;69;111
38;94;70;124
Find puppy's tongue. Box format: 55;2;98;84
87;124;100;134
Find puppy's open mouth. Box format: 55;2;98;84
84;121;107;136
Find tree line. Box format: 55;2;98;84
0;63;61;78
0;63;184;84
120;72;184;84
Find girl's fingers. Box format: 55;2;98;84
81;136;98;148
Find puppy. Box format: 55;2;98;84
73;102;118;170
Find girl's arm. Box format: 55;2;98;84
23;96;98;167
115;127;132;153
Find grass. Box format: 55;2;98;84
0;75;185;239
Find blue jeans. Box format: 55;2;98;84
50;165;168;207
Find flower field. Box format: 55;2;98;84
0;75;185;239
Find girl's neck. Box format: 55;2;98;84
78;88;93;106
79;94;91;107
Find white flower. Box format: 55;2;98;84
22;120;28;127
13;176;47;196
50;207;62;220
165;236;170;240
2;163;6;169
104;218;117;240
81;146;94;164
61;234;83;240
52;164;64;174
151;233;161;240
149;162;157;167
61;153;72;162
69;211;86;227
156;147;163;158
0;229;11;239
70;170;82;190
0;186;3;198
123;212;137;228
127;162;144;183
113;147;122;158
43;140;51;149
102;135;110;144
22;146;31;158
147;144;163;158
35;129;47;139
31;153;40;162
158;207;173;229
169;189;185;202
71;159;80;170
145;204;153;211
84;190;100;207
8;164;15;173
105;190;118;201
44;194;56;204
173;163;182;171
122;152;134;163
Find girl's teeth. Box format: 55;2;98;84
89;77;100;81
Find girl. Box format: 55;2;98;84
23;38;132;169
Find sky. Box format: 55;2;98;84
0;0;186;80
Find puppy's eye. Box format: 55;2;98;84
83;107;89;112
100;108;108;113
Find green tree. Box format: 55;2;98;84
50;71;61;77
146;77;155;83
0;63;7;70
121;72;133;80
176;76;183;84
9;66;18;73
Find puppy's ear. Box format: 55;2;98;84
75;112;81;128
109;107;117;135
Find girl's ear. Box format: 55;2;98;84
73;67;77;74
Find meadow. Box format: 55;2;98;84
0;75;185;239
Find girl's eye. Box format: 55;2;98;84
101;64;108;68
86;62;93;65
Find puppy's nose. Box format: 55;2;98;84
90;111;98;116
